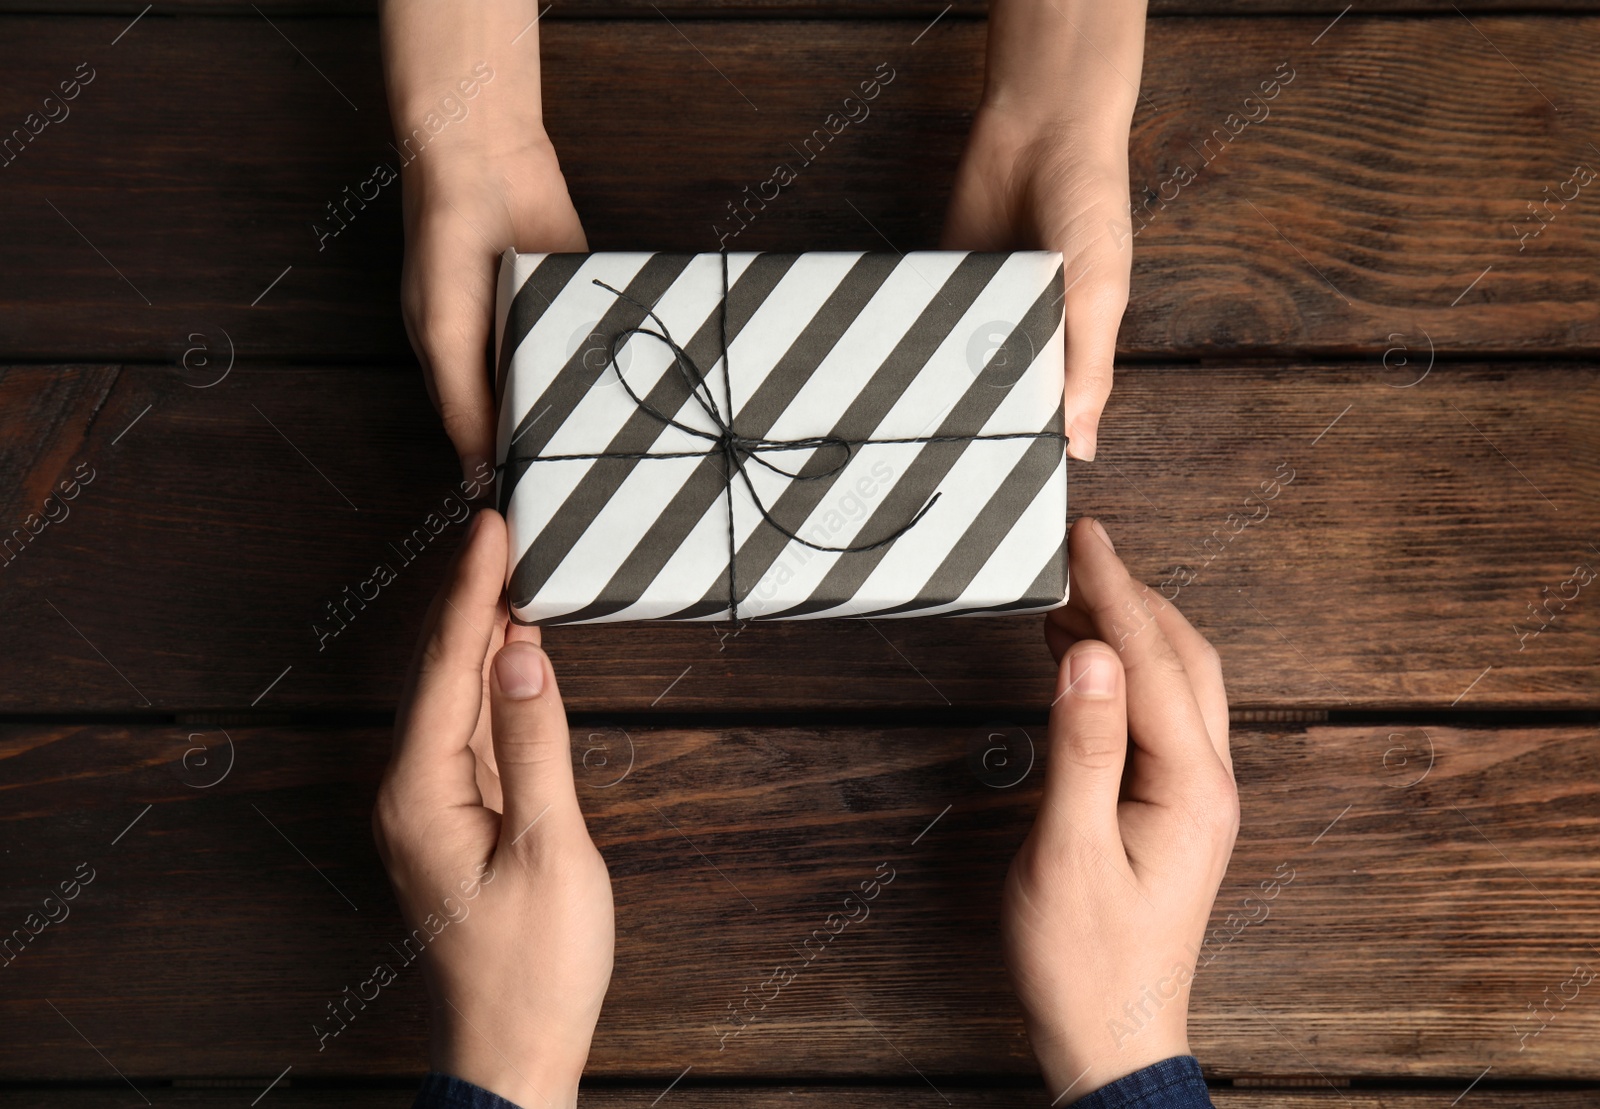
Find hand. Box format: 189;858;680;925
381;0;588;480
1006;517;1237;1103
373;510;613;1109
942;0;1148;462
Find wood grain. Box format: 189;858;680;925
1;722;1596;1079
0;1090;1596;1109
5;1;1599;16
0;365;118;532
0;17;1596;360
2;2;1595;1103
1;362;1595;714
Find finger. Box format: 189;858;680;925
1058;273;1125;463
1044;600;1078;664
1052;519;1230;773
1061;517;1221;801
1136;582;1230;776
505;621;542;646
466;610;510;814
405;210;498;481
391;509;508;808
489;640;583;852
502;597;542;648
1038;640;1130;853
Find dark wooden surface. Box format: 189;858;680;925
1;363;1594;713
3;1092;1599;1109
3;722;1598;1080
2;1093;1599;1109
1;17;1598;361
6;1;1600;15
1;1;1597;1105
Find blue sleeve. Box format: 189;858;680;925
1068;1056;1213;1109
413;1073;527;1109
411;1060;1212;1109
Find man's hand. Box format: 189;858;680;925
1006;518;1237;1103
374;510;612;1109
381;0;587;480
943;0;1148;462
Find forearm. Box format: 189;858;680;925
379;0;549;167
980;0;1148;136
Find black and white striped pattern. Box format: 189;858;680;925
494;249;1068;625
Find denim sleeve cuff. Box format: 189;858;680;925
1068;1055;1213;1109
412;1061;1212;1109
413;1072;528;1109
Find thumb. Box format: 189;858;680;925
1058;275;1124;465
489;640;581;850
1039;641;1129;851
405;212;497;483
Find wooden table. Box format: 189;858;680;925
1;1;1597;1106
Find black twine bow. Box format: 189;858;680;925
501;253;1067;624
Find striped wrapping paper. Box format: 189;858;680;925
493;249;1069;625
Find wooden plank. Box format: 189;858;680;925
1;722;1596;1080
1;362;1595;713
0;1090;1596;1109
0;17;1597;360
5;2;1599;16
0;365;118;531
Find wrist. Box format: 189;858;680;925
398;126;560;194
386;68;549;178
434;1021;586;1109
979;0;1147;135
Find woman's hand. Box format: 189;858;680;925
1006;518;1237;1103
943;0;1148;462
374;510;612;1109
381;0;587;480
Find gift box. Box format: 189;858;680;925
494;249;1068;625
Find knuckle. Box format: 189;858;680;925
412;285;488;361
542;840;594;883
419;631;452;674
1084;273;1131;311
1067;275;1130;324
1150;633;1190;679
400;269;427;317
1063;724;1124;772
511;825;590;883
492;722;561;772
1187;772;1241;843
435;394;488;441
372;779;408;858
400;292;423;334
1068;363;1114;406
414;308;464;364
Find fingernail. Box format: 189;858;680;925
1069;648;1117;698
1064;419;1097;462
1089;517;1116;553
1062;413;1092;463
494;643;545;700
